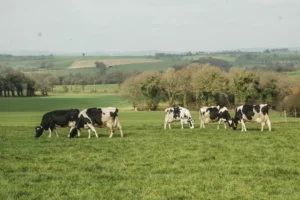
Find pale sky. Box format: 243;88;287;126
1;0;299;53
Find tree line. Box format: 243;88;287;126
0;64;133;96
120;63;300;116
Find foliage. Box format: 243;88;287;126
0;66;35;97
120;64;300;110
192;57;232;71
139;72;162;110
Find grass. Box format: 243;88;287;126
1;94;300;199
0;94;131;112
1;116;300;199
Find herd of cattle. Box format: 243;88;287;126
164;104;271;131
35;104;271;138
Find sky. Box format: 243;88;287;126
1;0;300;53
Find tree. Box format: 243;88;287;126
25;75;36;96
114;71;125;88
120;75;144;110
191;64;229;107
95;61;107;75
139;72;162;110
230;68;260;105
160;68;180;106
175;66;195;107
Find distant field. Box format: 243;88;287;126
29;60;186;76
52;84;120;93
68;58;161;69
289;70;300;78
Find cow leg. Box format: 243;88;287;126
261;121;265;131
48;129;52;137
266;118;271;131
201;117;206;128
117;121;123;137
168;122;171;129
181;120;184;129
54;128;59;137
241;120;247;132
87;124;98;138
217;120;220;129
77;129;81;137
88;129;91;138
224;120;227;129
109;128;114;138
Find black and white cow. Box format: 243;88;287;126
69;107;123;138
164;106;194;129
233;104;271;131
199;106;235;129
35;109;80;138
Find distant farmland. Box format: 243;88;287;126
68;58;162;69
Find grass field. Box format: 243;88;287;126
1;95;300;199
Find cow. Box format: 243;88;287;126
199;106;235;129
35;109;80;138
69;107;123;138
164;106;194;129
233;104;271;131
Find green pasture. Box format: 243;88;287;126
1;95;300;199
1;117;300;199
0;94;131;113
52;84;120;93
289;70;300;78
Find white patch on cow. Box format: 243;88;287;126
68;121;76;127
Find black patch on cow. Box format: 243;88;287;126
206;107;219;121
241;105;255;120
261;105;269;115
173;107;180;119
233;108;243;126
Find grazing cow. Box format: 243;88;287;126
69;107;123;138
199;106;235;129
35;109;80;138
233;104;271;131
164;106;194;129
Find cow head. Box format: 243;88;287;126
69;126;78;138
189;118;195;129
232;117;239;128
227;119;236;130
35;126;44;138
109;108;118;120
